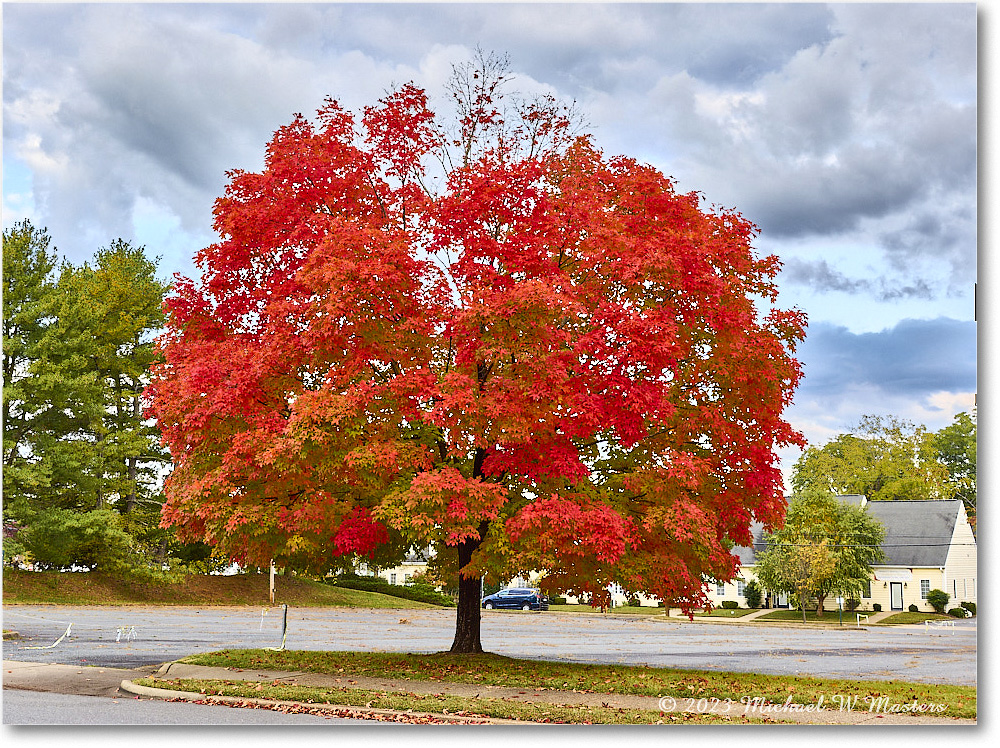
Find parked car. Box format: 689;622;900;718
481;588;549;611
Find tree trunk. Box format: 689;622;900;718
449;448;490;654
126;380;140;512
449;534;485;653
816;594;826;617
126;456;138;512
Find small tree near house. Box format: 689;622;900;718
755;488;885;622
743;579;763;609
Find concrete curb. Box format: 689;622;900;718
119;678;520;725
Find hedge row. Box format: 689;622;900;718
328;576;455;607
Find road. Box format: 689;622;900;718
3;688;371;725
3;604;977;685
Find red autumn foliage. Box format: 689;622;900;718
146;54;805;649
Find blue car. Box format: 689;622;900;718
481;587;549;611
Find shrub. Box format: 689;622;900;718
743;580;762;609
721;600;739;609
329;574;455;606
960;601;976;616
550;596;567;605
873;603;882;612
845;599;860;612
406;568;442;588
626;595;640;607
908;604;919;613
948;607;968;618
926;589;950;614
18;508;136;572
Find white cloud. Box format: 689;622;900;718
2;3;977;440
2;1;978;501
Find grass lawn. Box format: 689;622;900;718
176;649;976;720
548;604;665;615
2;569;440;608
875;612;961;625
757;609;874;624
693;608;758;618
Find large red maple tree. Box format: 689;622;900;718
147;54;806;653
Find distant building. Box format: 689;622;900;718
366;497;977;612
359;547;432;586
708;497;977;612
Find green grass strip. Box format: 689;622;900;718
177;650;976;720
874;612;962;625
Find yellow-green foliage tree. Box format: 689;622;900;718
792;415;949;502
755;489;885;621
933;409;976;527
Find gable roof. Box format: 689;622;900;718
864;499;963;567
736;498;966;568
733;521;769;566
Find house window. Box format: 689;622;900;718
390;573;397;585
737;580;746;596
920;580;930;599
953;580;957;598
862;581;871;599
716;581;725;595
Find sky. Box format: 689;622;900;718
2;1;979;484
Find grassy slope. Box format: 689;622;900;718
2;569;438;608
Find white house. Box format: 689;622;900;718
358;548;431;586
707;496;977;613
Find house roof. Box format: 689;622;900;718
864;499;963;567
733;521;769;566
736;498;966;568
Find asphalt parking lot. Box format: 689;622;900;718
2;605;976;686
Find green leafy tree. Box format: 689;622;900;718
755;489;885;620
17;507;136;571
52;240;171;513
742;579;763;608
3;224;171;569
933;409;976;526
3;221;61;513
792;415;950;502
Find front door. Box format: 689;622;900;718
890;582;904;611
